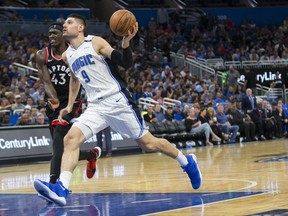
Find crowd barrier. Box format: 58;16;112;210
0;125;139;162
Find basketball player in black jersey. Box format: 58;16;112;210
35;23;101;186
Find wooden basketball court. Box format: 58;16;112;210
0;139;288;215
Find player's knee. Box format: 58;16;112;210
139;137;164;152
63;132;78;149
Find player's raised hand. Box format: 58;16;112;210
48;98;60;111
122;22;138;48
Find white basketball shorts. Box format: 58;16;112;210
72;91;148;140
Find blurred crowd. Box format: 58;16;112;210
1;8;288;144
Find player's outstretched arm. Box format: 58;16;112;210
36;49;59;110
58;52;81;123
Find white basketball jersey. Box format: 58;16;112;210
66;35;124;103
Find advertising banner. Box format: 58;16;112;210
220;67;288;87
0;126;139;160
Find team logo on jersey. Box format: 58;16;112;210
71;54;95;73
48;64;70;74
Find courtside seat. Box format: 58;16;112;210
146;121;206;146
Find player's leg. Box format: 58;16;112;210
34;105;106;206
34;126;86;206
49;125;70;184
136;132;202;190
106;93;202;190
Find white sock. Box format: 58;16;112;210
175;150;188;167
59;171;72;189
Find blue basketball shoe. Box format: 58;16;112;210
34;179;71;206
182;154;202;189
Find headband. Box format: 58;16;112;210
49;24;63;32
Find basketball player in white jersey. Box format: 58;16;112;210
34;14;202;206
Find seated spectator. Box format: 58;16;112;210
32;84;45;104
35;113;45;125
206;107;229;144
31;107;39;124
39;107;49;124
215;92;225;103
0;114;12;126
235;85;246;102
249;101;267;140
17;113;32;125
184;108;221;146
142;84;153;98
11;95;25;111
262;100;277;139
173;102;185;122
216;104;239;144
225;86;235;98
165;106;175;121
143;106;157;123
272;101;288;137
228;102;257;142
153;89;163;104
181;104;190;119
153;104;165;123
25;96;35;107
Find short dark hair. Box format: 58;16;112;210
67;14;87;36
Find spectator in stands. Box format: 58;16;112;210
148;17;156;32
215;92;225;103
181;104;190;119
17;113;32;125
259;51;270;62
133;85;143;102
262;100;277;139
272;101;288;137
225;86;235;99
185;108;221;146
194;80;205;96
273;72;285;90
152;89;163;105
39;107;49;124
249;101;267;140
226;65;240;94
157;6;169;29
23;86;32;101
161;65;173;81
232;48;241;61
153;104;165;123
143;106;157;123
216;104;239;144
0;114;12;126
244;68;257;94
32;84;45;104
0;98;12;110
270;50;281;62
11;94;25;111
35;113;45;125
229;102;257;142
235;84;246;102
249;49;259;61
173;102;185;122
242;88;257;115
165;106;175;121
206;107;229;144
31;106;39;124
143;84;153;98
56;13;65;23
25;96;34;107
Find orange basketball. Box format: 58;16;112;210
109;9;136;37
